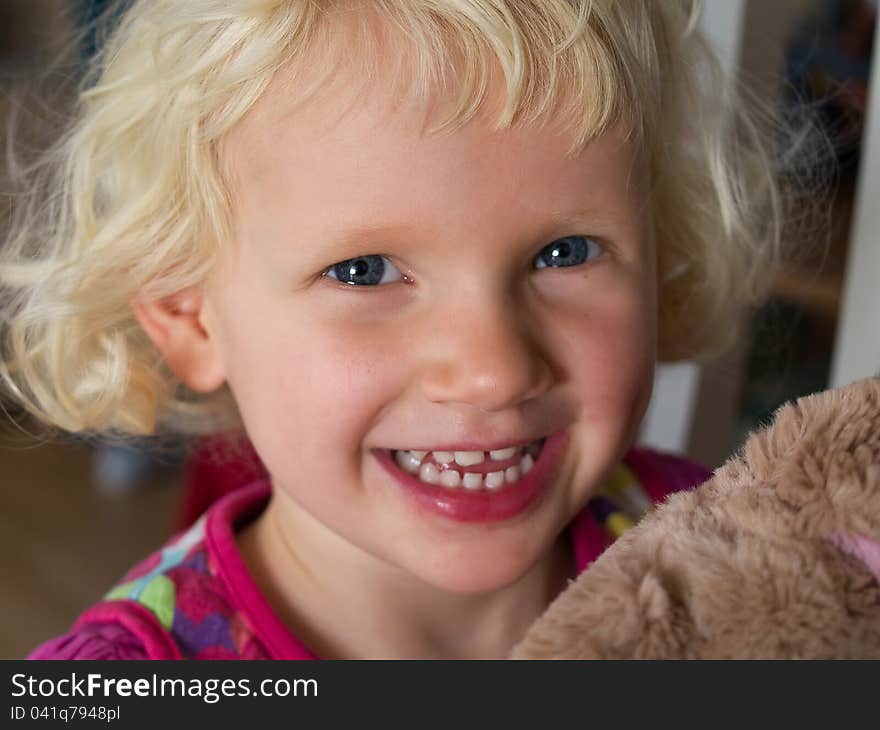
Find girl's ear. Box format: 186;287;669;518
131;288;226;393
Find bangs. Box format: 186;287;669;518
304;0;660;153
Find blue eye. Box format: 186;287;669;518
533;236;602;269
325;255;403;286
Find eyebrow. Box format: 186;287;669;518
546;209;626;234
291;223;420;269
323;223;417;252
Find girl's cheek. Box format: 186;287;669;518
545;273;656;414
540;266;656;345
275;315;407;411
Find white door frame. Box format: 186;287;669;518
831;11;880;387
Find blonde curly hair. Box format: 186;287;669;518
0;0;791;437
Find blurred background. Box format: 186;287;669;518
2;0;879;658
0;0;187;660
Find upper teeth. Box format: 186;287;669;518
392;441;540;490
489;446;517;460
454;451;484;466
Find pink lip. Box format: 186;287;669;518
373;430;569;524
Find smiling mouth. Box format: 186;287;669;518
390;439;546;491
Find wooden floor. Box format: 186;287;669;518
0;431;181;659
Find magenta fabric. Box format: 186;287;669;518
204;486;317;659
28;621;155;660
28;447;710;660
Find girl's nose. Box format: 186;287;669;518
418;298;555;413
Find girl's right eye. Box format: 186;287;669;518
533;235;603;269
323;255;404;286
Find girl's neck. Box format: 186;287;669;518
236;490;575;660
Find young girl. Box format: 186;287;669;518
3;0;784;659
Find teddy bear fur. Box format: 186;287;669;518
513;377;880;659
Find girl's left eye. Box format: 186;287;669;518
533;236;603;269
323;255;403;286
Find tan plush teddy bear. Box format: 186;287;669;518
513;377;880;659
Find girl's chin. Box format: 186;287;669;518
385;530;564;596
407;557;542;596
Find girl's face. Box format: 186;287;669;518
200;71;657;595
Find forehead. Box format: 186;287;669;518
224;80;646;218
